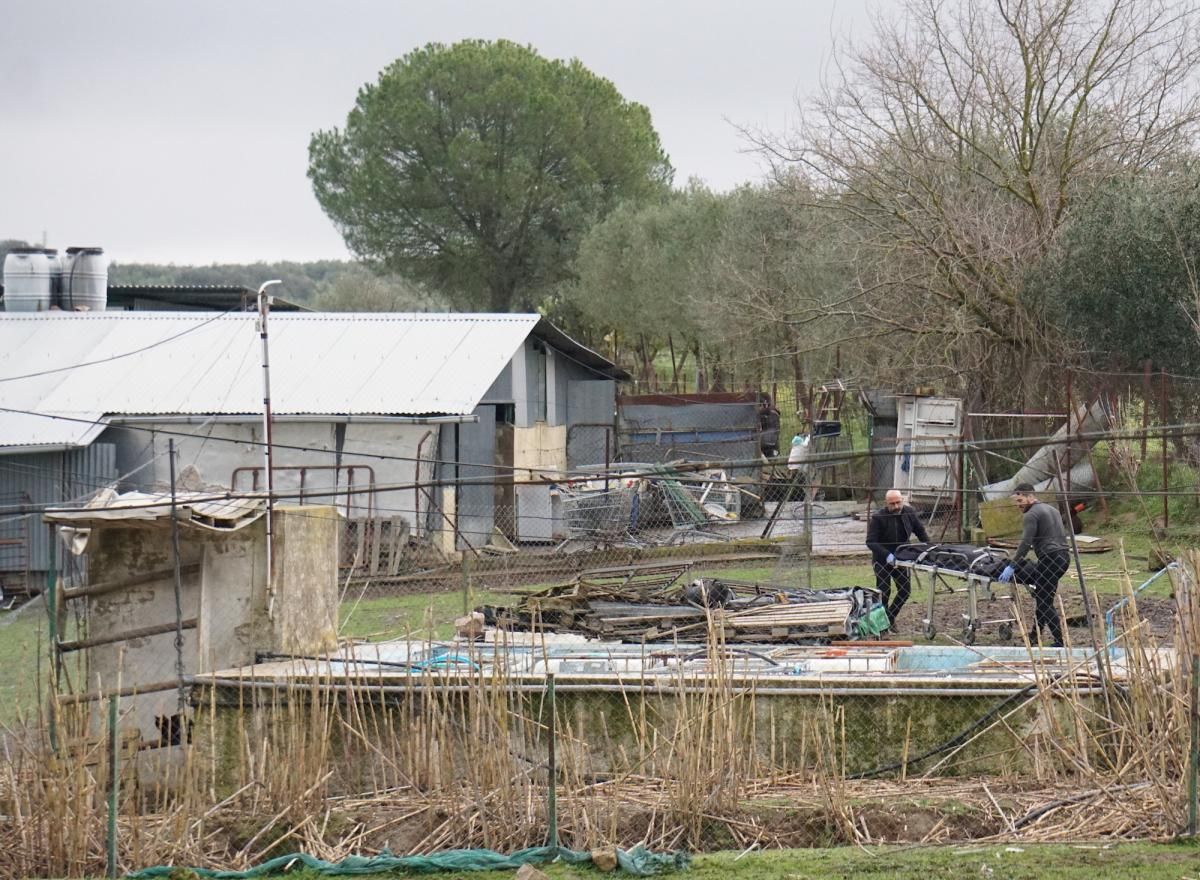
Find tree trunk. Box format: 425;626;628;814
1021;352;1041;439
488;278;515;312
668;333;679;393
638;334;655;390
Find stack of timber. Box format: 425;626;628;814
479;562;873;643
722;598;856;640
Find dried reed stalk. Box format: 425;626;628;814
4;567;1199;877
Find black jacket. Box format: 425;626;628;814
866;505;930;563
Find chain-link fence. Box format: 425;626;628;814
3;386;1200;877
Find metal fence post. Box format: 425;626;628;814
546;672;558;849
803;488;813;590
44;523;63;755
960;433;970;542
1189;654;1199;837
106;692;120;878
461;553;472;617
1161;369;1169;529
1142;359;1151;460
1066;367;1073;499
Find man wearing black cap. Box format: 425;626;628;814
997;482;1069;647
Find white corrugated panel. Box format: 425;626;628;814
44;490;266;531
0;313;540;448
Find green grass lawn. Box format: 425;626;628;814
0;603;53;726
339;586;522;641
280;841;1200;880
698;547;1176;600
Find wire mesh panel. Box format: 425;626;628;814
561;486;636;544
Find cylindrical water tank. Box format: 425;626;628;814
43;248;62;307
3;247;53;311
61;246;108;311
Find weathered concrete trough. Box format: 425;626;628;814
191;635;1142;783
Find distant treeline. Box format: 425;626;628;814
0;240;446;312
109;259;347;304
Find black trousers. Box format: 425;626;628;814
873;560;911;625
1028;552;1069;647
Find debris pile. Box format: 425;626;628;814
479;562;886;643
556;465;745;547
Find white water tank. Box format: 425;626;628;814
61;246;108;311
2;248;53;311
43;248;62;306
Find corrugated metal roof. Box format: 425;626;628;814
0;312;543;448
104;285;309;312
109;284;256;291
44;489;266;531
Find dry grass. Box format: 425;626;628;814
1;553;1198;878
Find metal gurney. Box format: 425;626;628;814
894;560;1020;645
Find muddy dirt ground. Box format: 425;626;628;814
889;588;1177;646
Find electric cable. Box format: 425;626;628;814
0;308;239;383
1;402;1198;485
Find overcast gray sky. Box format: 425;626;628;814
1;0;886;265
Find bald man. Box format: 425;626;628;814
866;490;930;630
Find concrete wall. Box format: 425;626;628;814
85;523;207;740
270;506;340;655
196;680;1101;796
81;507;339;741
195;526;269;675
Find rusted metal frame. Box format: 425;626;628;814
58;618;198;653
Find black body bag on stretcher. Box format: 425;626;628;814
1007;558;1045;586
893;543;1012;579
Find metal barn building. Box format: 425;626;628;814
0;312;624;595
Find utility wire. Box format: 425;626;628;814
0;309;238;383
1;402;1198;482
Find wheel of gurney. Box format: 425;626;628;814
963;622;976;645
999;623;1013;642
923;622;937;641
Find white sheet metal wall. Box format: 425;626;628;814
103;421;429;528
0;443;118;589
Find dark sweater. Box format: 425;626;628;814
866;505;930;562
1013;500;1068;561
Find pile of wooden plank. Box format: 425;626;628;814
479;562;870;643
723;599;856;640
480;561;696;639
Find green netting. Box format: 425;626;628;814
125;844;689;878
